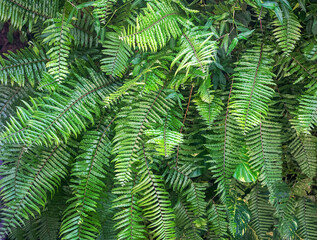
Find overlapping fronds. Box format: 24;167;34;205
60;122;113;240
289;133;317;178
0;84;33;129
207;202;228;239
246;106;283;189
113;89;174;185
0;46;47;86
112;180;147;240
0;143;73;237
93;0;117;25
273;13;302;55
292;92;317;134
0;0;58;30
230;40;275;133
122;0;186;51
101;32;132;78
1;69;119;147
248;185;274;239
133;148;175;240
296;198;317;240
42;15;74;84
171;28;216;76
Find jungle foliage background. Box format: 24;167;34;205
0;0;317;239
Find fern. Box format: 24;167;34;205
0;46;47;86
0;0;58;30
93;0;117;25
122;0;186;52
171;28;216;76
296;198;317;240
230;39;275;133
273;13;302;55
60;121;113;240
42;15;74;84
101;32;132;78
0;143;73;237
289;133;317;179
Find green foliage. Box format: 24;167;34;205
0;0;317;240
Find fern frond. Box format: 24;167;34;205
71;11;98;48
207;202;228;239
174;200;204;240
93;0;117;25
273;13;302;55
292;92;317;134
0;0;58;30
24;69;117;147
289;133;317;178
133;146;175;240
42;15;74;83
60;122;113;240
112;180;147;240
113;89;174;185
0;84;34;129
101;32;132;78
230;40;275;133
0;143;73;237
246;108;283;189
122;0;186;52
296;198;317;240
194;94;223;128
171;28;216;76
249;185;274;239
0;46;47;86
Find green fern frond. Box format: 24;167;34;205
246;108;283;189
249;185;274;240
174;200;204;240
171;28;216;76
101;32;132;78
273;13;302;55
71;11;99;48
93;0;117;25
42;15;74;83
24;69;117;147
0;143;73;237
194;94;223;128
133;146;175;240
0;46;47;86
113;89;174;185
0;0;58;30
296;198;317;240
289;133;317;178
112;180;147;240
0;84;34;129
60;122;113;240
303;40;317;61
230;40;275;133
207;202;228;239
292;92;317;134
122;0;186;52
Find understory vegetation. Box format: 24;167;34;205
0;0;317;239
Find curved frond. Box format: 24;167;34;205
101;32;132;78
0;46;47;86
273;13;302;55
289;133;317;178
230;40;275;133
171;28;216;76
60;122;113;240
0;143;73;237
122;0;186;52
0;0;58;30
93;0;117;25
42;15;74;83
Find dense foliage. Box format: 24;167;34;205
0;0;317;239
